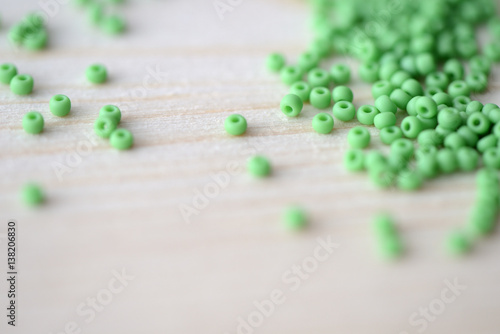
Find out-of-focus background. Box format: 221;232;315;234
1;0;500;333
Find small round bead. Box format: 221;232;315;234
372;81;393;99
101;15;125;34
437;148;458;174
372;213;398;239
21;183;44;206
488;108;500;124
265;53;285;72
297;52;319;72
456;125;479;147
110;128;133;150
379;62;399;81
415;96;438;119
397;170;423;191
10;74;34;95
247;155;271;177
417;115;438;130
375;95;397;114
390;70;411;88
94;116;118;138
347;126;370;149
400;116;423;139
447;80;470;98
374;112;397;130
389;88;411;110
332;101;355;122
465;72;488;93
468;203;496;236
364;151;387;171
280;94;303;117
482;103;499;117
312;113;334;134
438;107;462;131
289;81;311;102
435;125;452;139
344;149;365;172
86;64;107;84
87;3;104;24
418;129;442;147
467;112;491;135
357;105;379;125
425;87;444;97
391;138;414;160
465;101;483;116
280;65;303;86
400;55;418;76
483;148;500;169
484;41;500;62
456;38;478;59
369;165;396;188
224;114;247;136
330;64;350;84
308;86;331;109
406;96;420;116
443;58;464;81
307;68;330;88
332;85;353;103
493;122;500;139
417;153;439;179
456;147;479;171
401;78;423;97
432;92;453;107
445;231;471;256
477;134;497;154
470;55;491;76
453;96;471;112
22;111;44;134
358;62;379;83
49;94;71;117
0;63;18;84
444;133;466;151
416;53;436;76
425;72;449;91
380;126;403;145
99;105;121;124
282;206;307;231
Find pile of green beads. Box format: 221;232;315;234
8;13;48;50
224;114;247;136
86;64;108;84
247;155;271;178
10;74;34;95
282;206;307;231
21;183;44;206
0;63;18;84
22;111;44;134
49;94;72;117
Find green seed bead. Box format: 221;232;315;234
374;112;397;130
456;37;478;59
101;15;126;35
456;125;479;147
417;115;438;130
438;107;462;131
247;155;271;177
391;138;414;160
266;53;285;72
330;64;350;84
465;101;483;116
493;122;500;139
406;96;420;116
309;87;331;109
372;213;398;239
418;129;442;147
482;103;499;117
453;96;471;112
484;41;500;62
425;72;449;91
22;111;44;134
425;87;444;97
372;80;393;100
415;96;438;119
400;55;418;76
297;52;319;72
279;94;304;117
397;170;423;191
10;74;34;95
443;59;464;81
332;101;356;122
375;95;397;114
99;105;121;124
432;92;453;107
0;63;18;84
477;134;497;154
470;55;491;76
465;72;488;93
347;126;370;149
86;64;107;84
312;113;334;134
87;3;104;24
8;24;25;44
110;128;133;150
487;108;500;124
23;28;48;50
94;116;118;138
332;85;353;103
379;62;399;81
359;61;379;83
21;182;44;206
456;147;479;171
357;105;379;125
49;94;71;117
390;70;411;88
448;80;470;98
307;68;330;88
411;33;434;54
467;112;491;135
224;114;247;135
416;53;436;76
369;165;396;188
380;126;403;145
401;116;423;139
468;203;497;236
364;151;387;171
445;231;471;256
444;132;466;151
389;88;411;110
401;78;423;97
289;81;311;102
483;148;500;169
476;168;499;188
280;65;303;86
417;153;439;179
437;148;458;174
282;206;307;231
343;149;365;172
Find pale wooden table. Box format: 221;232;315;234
1;1;500;333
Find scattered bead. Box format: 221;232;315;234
247;155;271;177
332;85;353;103
21;183;44;206
49;94;71;117
347;126;370;149
109;128;133;150
224;114;247;136
309;87;331;109
282;206;308;231
94;116;118;138
312;113;334;134
380;126;403;145
10;74;34;95
86;64;107;84
99;105;121;124
22;111;44;134
357;105;379;125
0;63;18;84
266;53;285;72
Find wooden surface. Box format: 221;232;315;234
1;1;500;333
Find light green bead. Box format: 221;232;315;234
437;148;458;174
456;147;479;171
332;101;356;122
372;213;398;239
448;80;470;98
401;78;424;97
397;170;423;191
99;105;121;124
445;231;471;256
467;112;491;135
310;87;331;109
21;183;44;206
266;53;285;72
466;101;483;116
347;126;370;149
247;155;271;177
466;72;488;93
49;94;71;117
457;125;479;147
101;15;126;35
343;149;365;172
390;70;411;88
374;112;397;130
94;116;118;138
444;132;466;151
312;113;334;134
372;80;393;99
307;68;330;88
10;74;34;95
282;206;307;231
369;165;396;188
416;53;436;76
375;95;397;114
432;92;453;107
22;111;44;134
390;88;412;110
357;105;379;125
110;128;133;150
453;96;471;112
425;72;449;91
86;64;107;84
401;116;423;139
443;59;464;81
332;85;353;103
297;52;319;72
415;96;438;119
280;66;303;85
289;81;311;102
483;148;500;169
0;63;18;84
477;134;497;154
330;64;350;84
438;107;462;131
23;28;48;50
224;114;247;136
418;129;442;147
280;94;303;117
380;126;402;145
359;62;379;83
